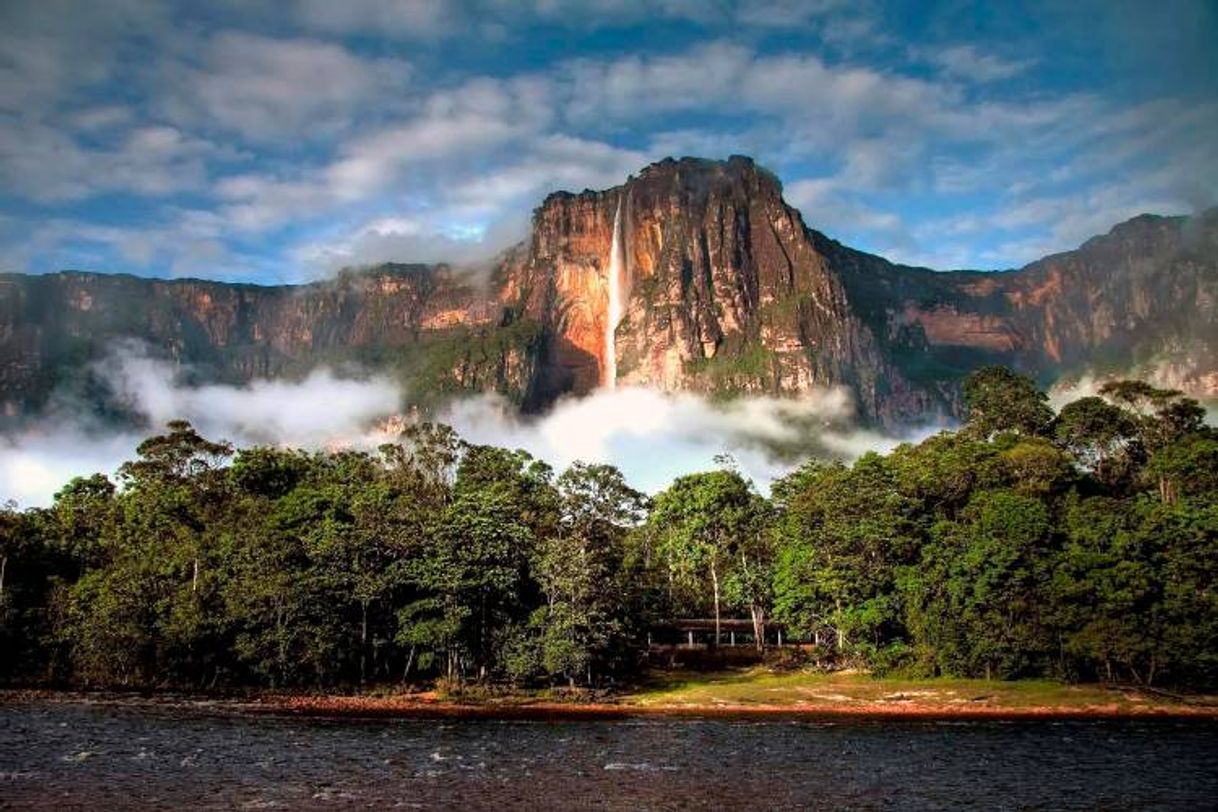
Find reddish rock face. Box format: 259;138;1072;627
897;305;1019;354
1;157;1215;429
509;189;621;395
499;157;1217;424
500;157;930;421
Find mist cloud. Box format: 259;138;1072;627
0;347;402;507
0;345;917;507
91;348;401;447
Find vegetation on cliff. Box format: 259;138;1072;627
0;367;1215;691
4;161;1216;430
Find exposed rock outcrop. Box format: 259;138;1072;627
2;156;1215;430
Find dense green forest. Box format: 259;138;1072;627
1;368;1215;690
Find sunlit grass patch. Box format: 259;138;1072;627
625;667;1172;711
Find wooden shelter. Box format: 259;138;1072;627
647;618;790;649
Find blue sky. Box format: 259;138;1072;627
0;0;1214;284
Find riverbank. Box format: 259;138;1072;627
5;668;1217;721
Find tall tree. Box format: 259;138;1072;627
520;463;647;684
963;366;1055;439
647;470;760;646
1147;432;1218;504
1054;396;1140;488
400;487;533;683
773;455;917;657
909;489;1053;679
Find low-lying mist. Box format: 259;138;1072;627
0;346;924;507
1049;371;1218;422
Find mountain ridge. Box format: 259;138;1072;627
2;156;1215;429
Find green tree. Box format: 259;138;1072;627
516;463;646;685
773;455;917;659
1054;396;1140;488
1147;432;1218;504
963;366;1054;439
399;488;532;682
1049;496;1159;683
907;489;1053;679
888;432;1005;519
999;436;1075;496
380;421;461;509
647;469;761;647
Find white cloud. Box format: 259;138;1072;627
564;42;754;123
0;119;230;203
211;74;559;233
786;178;904;236
926;45;1033;83
518;0;853;31
0;347;400;506
561;42;960;140
294;134;646;272
1;208;276;280
735;0;849;28
0;0;166;114
0;344;913;506
99;351;401;447
439;386;917;494
294;213;527;270
290;0;460;37
443;134;646;210
67;105;135;132
0;3;1214;278
161;31;412;141
0;432;138;509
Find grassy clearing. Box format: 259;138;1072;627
623;667;1186;712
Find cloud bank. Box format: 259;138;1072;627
0;346;916;507
1;350;402;507
438;387;918;494
1;0;1214;280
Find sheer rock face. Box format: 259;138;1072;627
506;157;937;422
1;156;1215;430
500;190;621;402
0;265;522;423
828;206;1218;408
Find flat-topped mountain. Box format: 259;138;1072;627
2;156;1215;429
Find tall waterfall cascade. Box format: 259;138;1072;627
604;197;625;389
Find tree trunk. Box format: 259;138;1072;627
276;604;287;686
192;556;199;593
479;593;487;679
0;554;6;600
1160;475;1176;504
835;598;846;650
740;550;766;652
710;559;721;648
402;646;416;683
750;604;765;652
360;601;368;685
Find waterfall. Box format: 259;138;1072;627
604;197;624;389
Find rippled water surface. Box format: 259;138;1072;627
2;700;1217;810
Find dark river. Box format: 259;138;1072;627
2;700;1216;810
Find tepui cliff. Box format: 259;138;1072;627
2;156;1216;430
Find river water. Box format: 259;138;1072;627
2;700;1216;810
